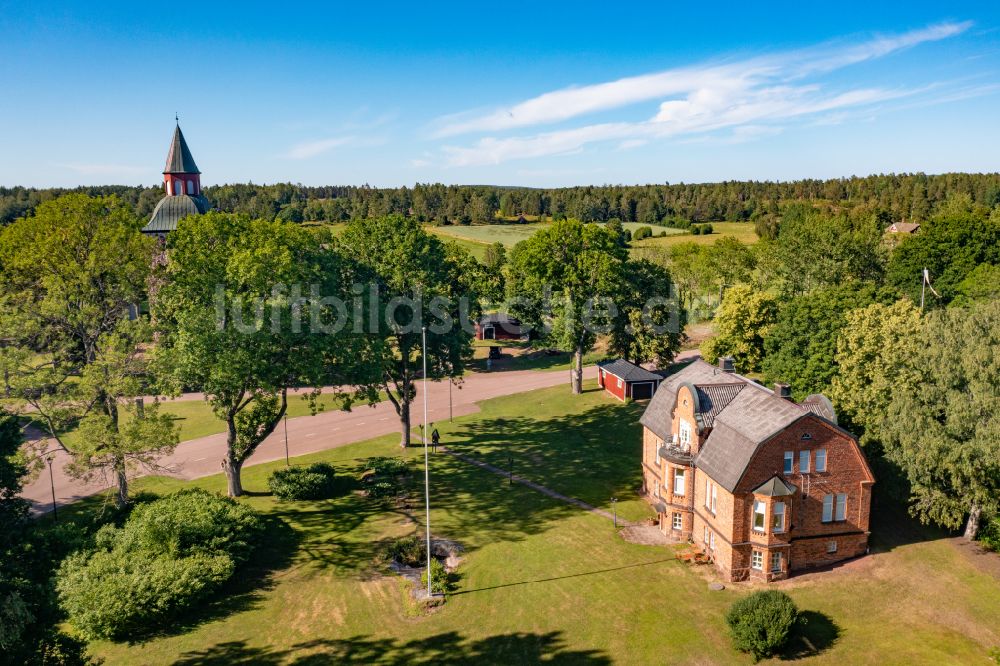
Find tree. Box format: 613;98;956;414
154;212;343;496
762;284;878;398
0;194;175;506
759;206;886;295
0;413;90;665
886;211;1000;306
506;219;627;393
336;215;479;447
829;300;923;434
607;259;684;366
951;263;1000;306
877;300;1000;539
700;285;778;373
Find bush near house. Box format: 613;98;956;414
725;590;799;661
268;463;337;500
56;489;262;640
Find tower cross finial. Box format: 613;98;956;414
175;112;179;124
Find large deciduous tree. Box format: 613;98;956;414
506;220;627;394
154;212;345;496
761;284;879;398
335;215;479;447
0;194;177;507
700;285;778;373
607;259;684;367
877;301;1000;539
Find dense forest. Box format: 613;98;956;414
3;172;1000;226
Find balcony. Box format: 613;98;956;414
658;444;693;465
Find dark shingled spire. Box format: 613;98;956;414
163;123;201;174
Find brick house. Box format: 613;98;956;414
639;357;874;582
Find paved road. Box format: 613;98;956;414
20;366;599;511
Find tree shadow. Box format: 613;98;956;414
868;500;950;553
173;630;612;665
779;610;841;660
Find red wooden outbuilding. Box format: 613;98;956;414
475;313;525;341
597;359;662;401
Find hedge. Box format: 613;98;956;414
268;462;337;500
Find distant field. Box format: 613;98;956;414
630;221;758;250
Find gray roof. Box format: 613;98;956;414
164;124;201;174
640;359;843;493
597;359;662;383
753;476;797;497
480;313;521;327
142;193;211;233
695;384;745;427
801;394;837;424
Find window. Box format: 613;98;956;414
751;550;763;570
826;541;838;554
704;526;709;544
174;179;181;196
709;532;716;551
711;483;717;513
822;494;834;522
799;450;811;473
679;421;692;447
815;449;827;472
705;479;717;513
654;440;660;465
772;502;785;533
753;500;766;531
653;479;659;498
673;468;686;495
835;493;848;521
784;451;794;474
770;552;782;572
617;377;623;389
186;179;194;194
166;180;172;195
672;513;683;530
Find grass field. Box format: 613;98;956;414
630;221;758;250
61;380;1000;665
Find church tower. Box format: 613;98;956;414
142;121;212;238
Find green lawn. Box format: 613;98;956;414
471;340;610;373
61;381;1000;665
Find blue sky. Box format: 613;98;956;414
2;2;999;187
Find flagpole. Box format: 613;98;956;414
422;325;432;597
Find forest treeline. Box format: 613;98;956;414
3;172;1000;226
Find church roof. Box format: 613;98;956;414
142;193;211;233
164;124;201;174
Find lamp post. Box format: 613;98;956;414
46;456;57;521
611;497;618;528
283;414;289;466
422;326;434;598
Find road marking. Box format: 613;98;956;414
305;433;316;438
193;457;207;462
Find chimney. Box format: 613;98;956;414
774;383;793;400
719;356;735;373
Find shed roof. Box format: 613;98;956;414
597;359;662;383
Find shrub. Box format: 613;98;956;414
633;225;653;241
691;225;703;235
268;462;337;500
385;535;425;567
366;456;409;477
57;489;262;640
420;558;454;595
703;223;714;234
725;590;798;661
368;481;397;499
980;515;1000;552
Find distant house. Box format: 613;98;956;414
475;314;525;341
597;359;662;401
885;222;920;234
638;357;874;582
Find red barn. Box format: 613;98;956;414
475;313;525;341
597;359;662;401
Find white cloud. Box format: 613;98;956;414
434;21;977;166
282;136;354;160
432;22;971;139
